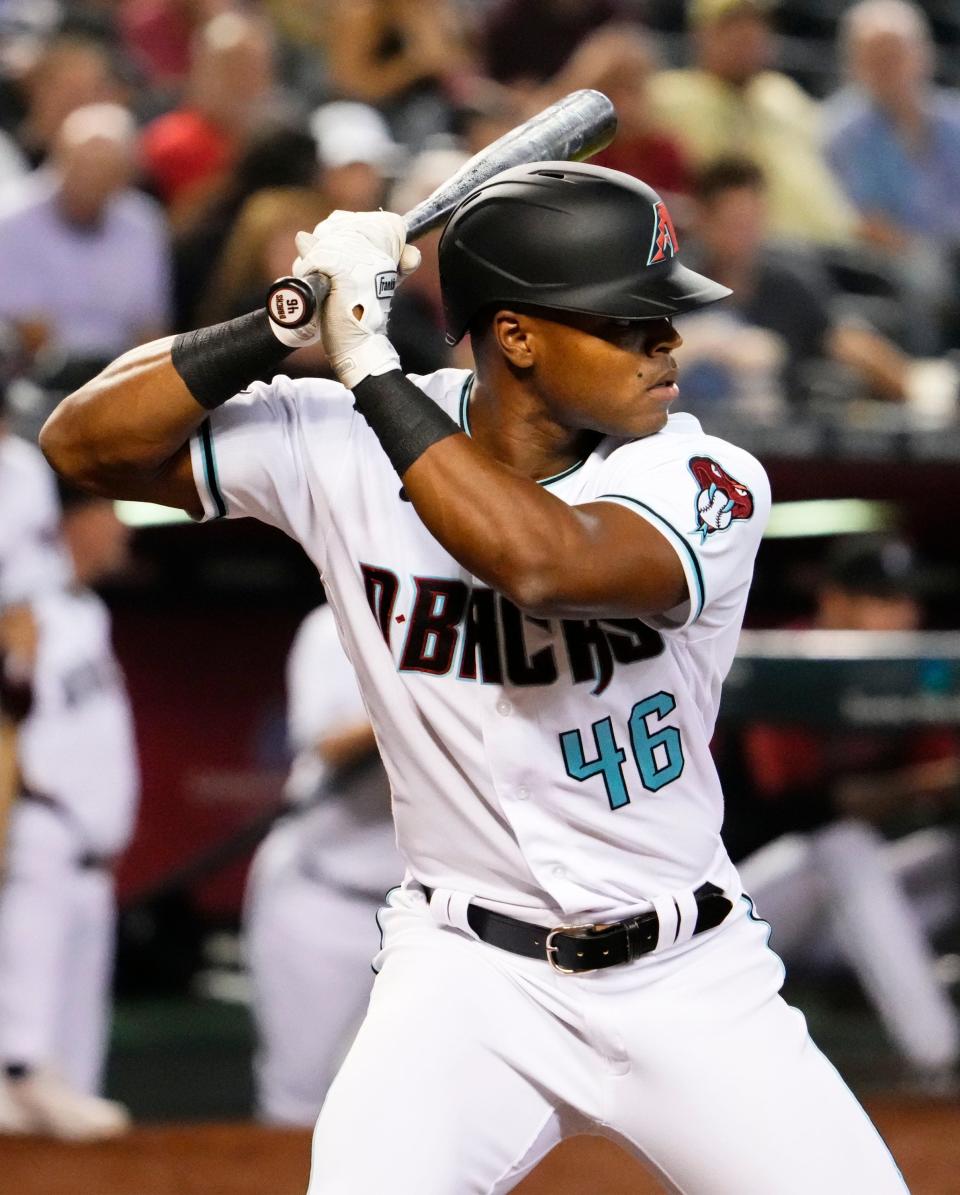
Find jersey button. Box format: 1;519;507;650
496;698;513;717
516;787;530;801
552;865;566;879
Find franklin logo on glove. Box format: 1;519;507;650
375;272;397;300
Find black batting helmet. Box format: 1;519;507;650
438;161;731;344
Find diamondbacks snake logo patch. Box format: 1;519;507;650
688;456;754;541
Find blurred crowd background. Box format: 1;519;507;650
0;0;959;1155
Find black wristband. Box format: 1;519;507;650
171;310;293;411
353;371;460;477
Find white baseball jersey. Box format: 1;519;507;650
17;587;140;857
0;432;72;606
191;368;770;924
284;604;399;896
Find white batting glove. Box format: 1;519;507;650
292;210;421;389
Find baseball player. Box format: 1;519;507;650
0;476;138;1140
41;162;908;1191
244;602;402;1126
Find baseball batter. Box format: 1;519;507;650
244;603;401;1125
41;162;907;1192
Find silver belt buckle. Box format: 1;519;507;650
545;922;605;975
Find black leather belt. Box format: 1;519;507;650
423;882;733;974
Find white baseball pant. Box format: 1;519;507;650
306;886;907;1194
244;820;386;1126
0;799;115;1093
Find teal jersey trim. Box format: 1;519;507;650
458;373;590;488
199;420;227;519
457;372;474;432
596;492;705;623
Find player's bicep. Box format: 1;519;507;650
534;500;688;621
76;442;203;518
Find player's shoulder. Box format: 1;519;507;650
251;367;470;425
215;373;352;439
604;414;770;503
750;70;817;117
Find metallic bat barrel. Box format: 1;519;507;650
280;90;617;317
402;89;617;240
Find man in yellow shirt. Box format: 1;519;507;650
650;0;856;244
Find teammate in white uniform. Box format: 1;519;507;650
245;603;401;1125
0;475;137;1140
0;426;72;606
42;162;907;1191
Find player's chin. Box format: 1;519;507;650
621;396;672;438
594;406;668;439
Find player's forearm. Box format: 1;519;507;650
42;310;299;503
352;371;600;611
354;370;684;618
403;436;609;614
40;337;205;491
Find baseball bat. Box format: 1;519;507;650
265;88;617;332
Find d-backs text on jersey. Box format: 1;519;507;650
361;564;663;695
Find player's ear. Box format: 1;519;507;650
491;310;535;370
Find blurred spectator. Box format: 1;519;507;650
244;604;401;1126
824;0;960;354
171;121;319;329
649;0;857;244
550;25;691;200
140;10;280;227
454;81;529;156
388;146;471;374
0;481;139;1140
727;539;960;1076
324;0;474;148
0;127;26;185
311;101;402;213
119;0;229;92
676;157;957;415
0;102;170;387
199;186;331;379
826;0;960;249
0;348;72;611
13;33;126;164
482;0;624;88
200;187;331;324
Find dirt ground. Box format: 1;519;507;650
0;1099;954;1194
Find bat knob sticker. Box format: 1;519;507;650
266;277;317;328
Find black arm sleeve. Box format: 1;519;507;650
352;370;460;477
172;311;294;411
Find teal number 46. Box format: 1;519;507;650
559;691;684;811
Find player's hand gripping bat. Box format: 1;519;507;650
265;89;617;335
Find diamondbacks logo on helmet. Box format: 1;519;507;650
647;200;679;265
689;457;753;541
